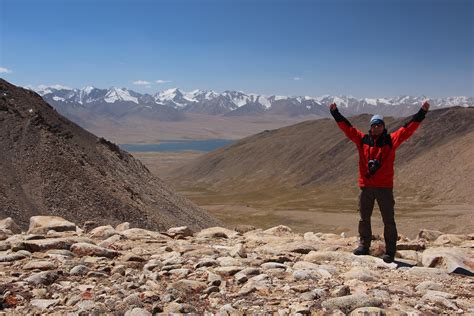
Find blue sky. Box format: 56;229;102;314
0;0;473;97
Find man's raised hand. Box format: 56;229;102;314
421;101;430;112
329;103;337;111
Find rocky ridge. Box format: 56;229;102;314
0;79;221;231
0;216;472;315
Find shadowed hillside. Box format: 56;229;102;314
0;79;222;230
168;107;474;205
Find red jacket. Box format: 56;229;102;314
331;108;427;188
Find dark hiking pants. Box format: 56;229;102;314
358;187;397;255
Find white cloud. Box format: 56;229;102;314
133;80;151;85
0;67;13;74
156;79;172;84
293;77;302;81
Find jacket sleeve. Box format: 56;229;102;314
330;108;364;144
391;108;427;148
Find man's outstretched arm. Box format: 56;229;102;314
329;103;364;143
391;101;430;148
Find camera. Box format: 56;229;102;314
366;159;381;178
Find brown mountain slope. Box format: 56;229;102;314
168;106;474;204
0;79;222;230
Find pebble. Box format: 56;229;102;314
0;218;471;314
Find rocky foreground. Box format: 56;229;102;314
0;216;473;315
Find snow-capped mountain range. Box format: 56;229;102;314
31;85;473;120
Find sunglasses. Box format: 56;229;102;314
371;123;383;128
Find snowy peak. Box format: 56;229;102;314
104;87;139;104
29;84;474;118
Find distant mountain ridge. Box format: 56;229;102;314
30;85;474;120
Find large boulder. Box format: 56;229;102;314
28;216;77;234
421;247;474;275
0;217;21;234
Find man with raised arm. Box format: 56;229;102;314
329;101;430;263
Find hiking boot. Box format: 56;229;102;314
353;245;369;256
382;253;395;263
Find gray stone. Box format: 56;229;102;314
116;222;131;232
293;261;320;270
293;269;320;281
70;242;119;258
218;303;238;315
23;260;56;270
234;272;248;284
120;228;169;240
321;294;382;313
397;240;426;251
99;234;123;248
422;290;458;310
195;258;218;268
405;267;449;280
167;279;207;295
122;253;147;262
239;267;261;276
261;262;287;270
124;293;143;307
82;221;97;233
70;265;90;276
0;241;10;251
434;234;468;246
264;225;294;236
290;303;311;314
229;243;247;258
0;251;29;262
167;226;193;237
75;300;95;311
349;307;386;316
28;216;76;234
18;237;94;252
217;256;242;267
234;225;257;234
421;246;473;274
89;225;117;239
238;284;257;296
214;266;243;276
168;268;190;277
0;217;21;234
26;271;59;285
300;288;325;300
30;299;59;310
342;267;378;282
415;281;444;293
204;285;220;294
207;271;222;286
332;285;351;297
196;227;239;239
418;229;444;241
124;308;152;316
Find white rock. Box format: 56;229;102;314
422;246;474;274
196;227;239;239
342;267;378;282
30;299;59;310
28;216;76;234
89;225;117;239
0;217;21;234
